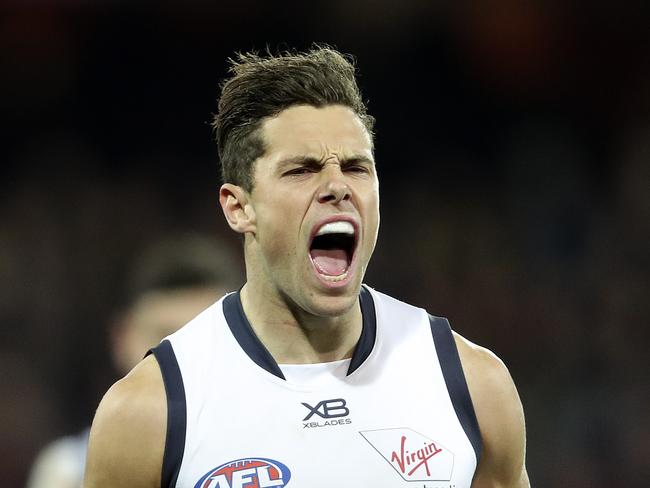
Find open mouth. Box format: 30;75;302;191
309;220;356;282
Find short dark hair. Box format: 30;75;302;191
213;45;375;192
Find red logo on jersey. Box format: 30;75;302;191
360;428;455;481
391;435;442;476
194;457;291;488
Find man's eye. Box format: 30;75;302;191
346;165;369;173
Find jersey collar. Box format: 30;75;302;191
222;285;377;380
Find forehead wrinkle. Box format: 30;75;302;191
278;144;372;164
274;153;375;177
263;108;372;145
322;152;340;165
318;142;371;165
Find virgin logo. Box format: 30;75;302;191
391;435;442;477
360;428;454;481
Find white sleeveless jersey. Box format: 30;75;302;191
151;286;481;488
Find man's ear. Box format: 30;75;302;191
219;183;256;235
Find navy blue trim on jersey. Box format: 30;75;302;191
348;285;377;374
149;340;186;488
223;287;377;379
429;315;482;463
223;292;287;379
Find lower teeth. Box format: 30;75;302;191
321;271;348;282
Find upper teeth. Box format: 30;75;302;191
316;221;354;236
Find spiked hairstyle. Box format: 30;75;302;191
213;46;374;192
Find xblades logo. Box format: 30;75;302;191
301;398;352;428
302;398;349;420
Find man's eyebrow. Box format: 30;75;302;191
277;156;321;168
278;155;375;168
340;155;375;166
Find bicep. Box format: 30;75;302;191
84;356;166;488
455;335;529;488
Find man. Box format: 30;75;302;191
85;47;529;487
28;234;240;488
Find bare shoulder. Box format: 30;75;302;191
84;354;166;488
453;332;530;488
452;332;519;411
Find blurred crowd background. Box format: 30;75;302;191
1;1;648;487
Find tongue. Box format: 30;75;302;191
311;249;348;276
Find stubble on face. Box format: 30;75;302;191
242;104;379;325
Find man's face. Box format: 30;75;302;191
245;104;379;317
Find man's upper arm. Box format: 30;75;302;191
84;355;167;488
454;333;530;488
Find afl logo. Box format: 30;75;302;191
194;457;291;488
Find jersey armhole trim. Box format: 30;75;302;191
428;315;482;464
149;340;186;488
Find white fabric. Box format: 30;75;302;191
165;286;477;487
278;358;351;385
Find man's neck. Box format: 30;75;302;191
239;282;363;365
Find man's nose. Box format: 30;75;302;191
317;165;351;204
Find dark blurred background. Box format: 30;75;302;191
1;1;649;487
